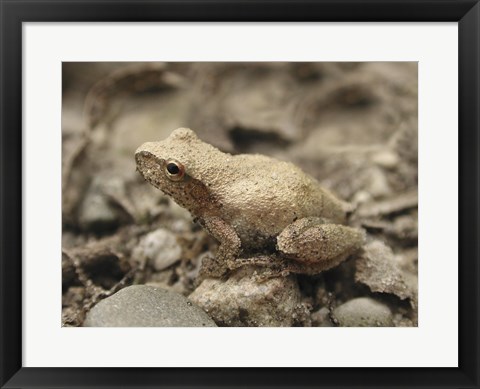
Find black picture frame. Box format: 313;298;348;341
1;1;479;388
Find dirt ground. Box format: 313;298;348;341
62;62;418;327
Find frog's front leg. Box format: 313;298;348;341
197;216;241;278
276;217;365;274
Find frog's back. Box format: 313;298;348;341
214;154;347;248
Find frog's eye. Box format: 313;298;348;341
165;159;185;181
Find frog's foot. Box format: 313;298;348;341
226;255;279;270
251;267;291;282
276;217;365;274
197;255;229;283
196;216;242;282
225;255;291;282
201;216;241;265
226;255;329;281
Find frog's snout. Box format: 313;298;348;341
135;149;161;170
135;142;163;167
135;150;147;166
135;142;156;158
135;143;160;176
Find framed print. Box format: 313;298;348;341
1;1;479;388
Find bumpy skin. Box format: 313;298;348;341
135;128;364;276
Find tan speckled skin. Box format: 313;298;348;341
135;128;363;274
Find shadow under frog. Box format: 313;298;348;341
135;128;364;279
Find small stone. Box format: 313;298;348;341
170;219;191;233
333;297;393;327
371;149;399;169
189;267;305;327
355;240;413;301
392;313;415;327
311;307;333;327
366;166;391;198
351;190;372;206
83;285;216;327
78;176;127;232
134;228;182;271
387;215;418;242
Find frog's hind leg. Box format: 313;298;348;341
276;217;365;274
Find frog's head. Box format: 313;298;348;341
135;128;222;213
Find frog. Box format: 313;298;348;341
135;128;364;278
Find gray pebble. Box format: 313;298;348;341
78;176;126;231
83;285;216;327
133;228;182;271
311;307;333;327
333;297;393;327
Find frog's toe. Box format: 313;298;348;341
198;255;229;281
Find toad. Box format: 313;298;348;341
135;128;364;278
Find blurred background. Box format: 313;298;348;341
62;62;418;327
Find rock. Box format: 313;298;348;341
78;176;127;232
351;190;373;206
133;228;182;271
371;149;399;169
83;285;216;327
311;307;333;327
366;166;391;198
333;297;393;327
355;240;413;301
128;184;166;223
387;215;418;243
392;313;415;327
189;268;306;327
